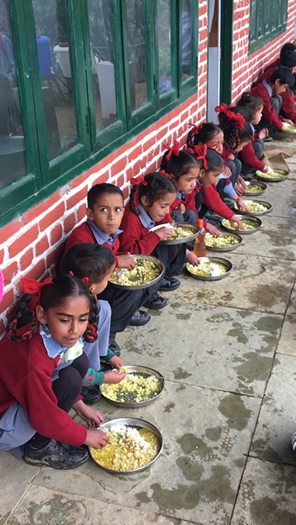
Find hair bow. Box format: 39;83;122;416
215;103;230;114
159;169;170;178
21;276;53;295
69;271;89;285
229;111;245;130
193;144;208;170
130;176;148;186
183;145;194;154
215;103;244;130
188;122;203;135
163;140;181;161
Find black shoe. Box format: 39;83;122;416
109;338;121;356
81;385;101;404
159;277;180;291
24;439;89;469
128;310;151;326
143;292;167;309
263;136;273;142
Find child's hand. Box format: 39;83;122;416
117;253;137;270
282;118;293;126
230;215;244;230
262;165;272;173
258;128;269;139
177;202;186;213
235;197;250;213
109;355;124;369
234;176;247;196
186;250;200;266
155;226;173;240
85;428;110;449
104;370;127;384
206;223;220;237
72;399;104;429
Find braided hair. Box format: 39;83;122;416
6;274;98;343
186;122;222;149
217;106;253;151
129;172;177;216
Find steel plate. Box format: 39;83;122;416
233;199;272;216
160;222;199;245
255;169;289;182
185;257;232;281
109;254;164;290
221;215;262;234
244;180;267;196
205;232;243;252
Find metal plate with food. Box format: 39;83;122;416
281;124;296;134
109;255;164;290
221;216;262;234
244;180;267;196
89;417;163;474
159;222;199;245
186;257;232;281
100;365;164;408
233;199;272;216
255;169;289;182
205;232;242;252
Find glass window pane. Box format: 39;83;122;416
265;0;270;33
181;0;192;81
258;0;263;37
127;0;147;110
88;0;117;131
0;0;26;189
249;0;256;41
158;0;172;94
271;0;276;30
32;0;78;161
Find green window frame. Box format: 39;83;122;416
1;0;198;228
249;0;288;54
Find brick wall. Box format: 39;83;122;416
232;0;296;101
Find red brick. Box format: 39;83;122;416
125;167;134;183
46;244;64;269
128;145;142;162
2;261;18;286
9;225;39;259
23;193;60;225
23;259;46;284
35;235;50;258
0;288;14;313
77;203;87;222
50;224;63;246
0;219;22;245
157;127;169;142
142;136;157;151
133;160;141;177
92;171;109;186
71;171;91;190
66;188;87;211
110;157;128;178
39;202;65;232
116;175;124;188
19;248;34;272
122;187;129;200
63;213;76;235
0;249;4;265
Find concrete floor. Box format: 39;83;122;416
1;133;296;525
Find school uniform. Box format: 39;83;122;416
239;124;265;174
251;80;284;133
280;87;296;122
195;180;235;220
0;328;88;457
252;66;276;87
221;142;242;187
64;220;151;335
119;201;184;280
170;188;197;224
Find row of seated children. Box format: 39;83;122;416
1;42;296;470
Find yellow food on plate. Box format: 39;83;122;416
223;219;258;231
90;425;160;471
187;261;228;277
110;259;161;286
238;202;269;213
101;372;163;403
283;125;296;132
245;184;265;193
205;233;240;248
163;225;195;240
256;171;286;179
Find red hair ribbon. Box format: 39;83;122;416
159;169;170;178
163;140;181;161
21;276;53;295
188;122;203;135
215;103;244;130
87;322;97;341
215;103;230;114
69;271;89;285
193;145;208;170
130;176;148;186
229;111;245;130
183;145;194;154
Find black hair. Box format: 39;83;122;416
6;274;98;343
60;243;115;284
186;122;222;148
87;183;124;210
280;43;296;60
160;148;200;180
129;172;177;216
193;147;225;173
281;50;296;68
237;92;264;117
270;65;295;87
217;106;253;150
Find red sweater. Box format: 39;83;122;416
240;139;265;171
281;89;296;122
65;222;120;266
250;83;284;130
119;207;165;255
0;332;87;446
171;187;197;213
252;66;276;87
201;185;234;219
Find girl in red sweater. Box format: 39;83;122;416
0;274;109;468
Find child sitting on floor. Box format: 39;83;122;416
250;66;295;136
60;243;127;405
65;183;160;350
0;275;109;468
